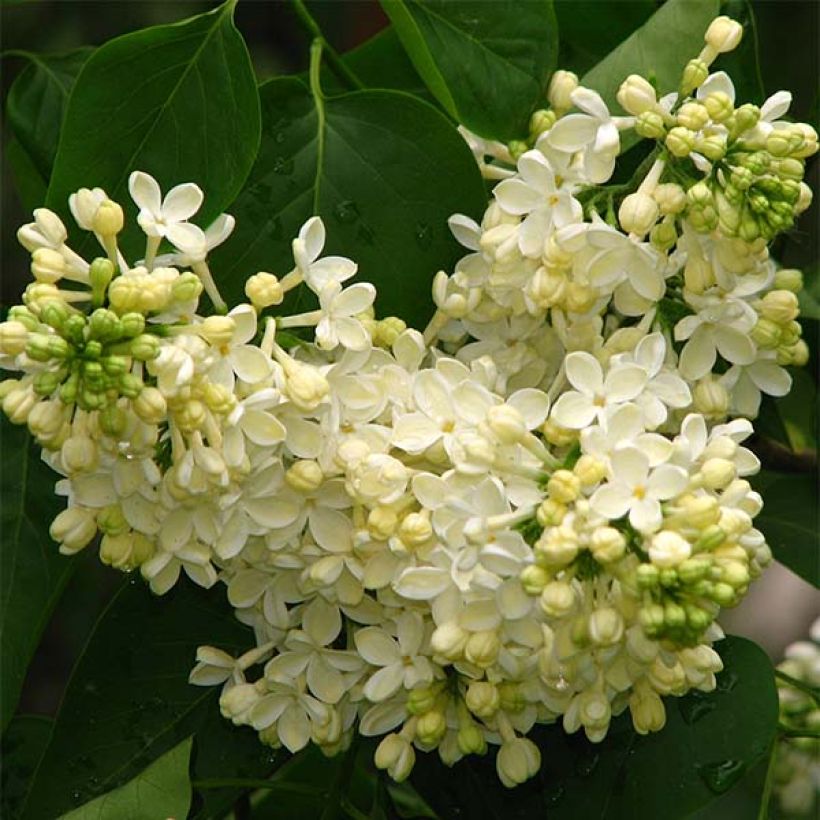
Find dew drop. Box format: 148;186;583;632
717;671;739;693
274;131;286;144
414;222;432;248
678;693;717;725
545;784;565;805
575;751;600;777
272;156;294;176
697;760;745;794
333;200;359;224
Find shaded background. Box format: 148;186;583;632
0;0;817;726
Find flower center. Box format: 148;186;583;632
632;485;646;500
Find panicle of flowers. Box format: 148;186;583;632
0;13;814;792
773;619;820;817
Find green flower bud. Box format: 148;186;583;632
779;320;802;345
33;369;63;396
666;126;696;157
680;59;708;96
687;182;714;207
119;313;146;338
8;306;39;331
84;340;103;359
78;388;104;411
774;157;805;181
529;108;556;137
407;685;439;716
130;334;160;361
81;359;104;386
748;192;769;215
118;373;144;399
687;205;719;232
650;220;678;251
520;564;549;595
676;101;709;131
636;563;660;590
750;319;782;349
710;582;736;606
40;300;69;331
416;709;447;746
62;314;86;345
639;603;666;636
774;268;803;292
89;257;115;294
695;133;727;161
88;308;122;341
508;140;528;161
738;213;761;242
46;335;71;359
635;111;666;140
733;104;760;134
171;271;203;304
685;604;712;632
678;557;712;584
659;568;678;588
457;722;487;756
664;602;687;629
102;354;129;377
25;333;54;362
100;404;127;437
59;373;79;404
729;166;754;191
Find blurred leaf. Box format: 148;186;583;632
797;264;820;320
381;0;558;141
1;715;52;820
5;135;48;213
555;0;656;75
411;637;778;819
775;369;817;454
210;77;486;328
0;418;74;733
753;471;819;586
19;580;280;820
61;737;193;820
582;0;720;152
5;48;93;180
46;0;260;256
718;0;766;104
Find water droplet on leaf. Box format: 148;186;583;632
678;692;717;724
697;759;745;793
333;200;359;224
414;222;432;248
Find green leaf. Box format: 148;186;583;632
555;0;655;76
381;0;559;141
5;135;48;213
60;737;193;820
210;77;486;327
411;637;778;819
20;580;280;820
46;0;260;254
1;715;53;820
5;49;93;181
0;418;74;733
582;0;721;152
753;470;819;586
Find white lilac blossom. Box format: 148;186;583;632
0;12;816;793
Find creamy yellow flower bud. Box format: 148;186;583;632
245;272;284;309
676;101;709;131
684;256;715;294
573;455;605;487
376;316;406;347
527;267;567;309
630;689;666;734
200;315;236;348
547;70;579;112
457;722;487;756
284;362;329;411
537;528;578;566
701;457;736;490
704;15;743;54
590;527;626;563
50;506;97;553
547;469;580;503
529;108;556;137
589;607;624;646
398;511;433;547
542;418;578;447
285;459;324;493
466;681;500;718
61;434;98;474
520;564;549;595
619;191;660;236
773;268;803;293
564;282;597;313
496;737;540;788
677;495;720;530
791;123;818;159
652;183;687;216
431;622;467;659
374;733;415;782
693;377;729;418
649;530;692;568
789;339;809;367
367;506;398;540
0;321;30;356
30;247;66;284
416;708;447;745
92;199;124;236
616;74;657;116
703;92;733;123
28;400;65;440
175;399;206;432
750;319;782;349
536;498;566;527
665;127;696;158
465;630;500;668
759;290;799;324
540;580;575;617
487;404;527;444
132;386;167;424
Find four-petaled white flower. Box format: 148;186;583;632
315;281;376;351
293;216;357;291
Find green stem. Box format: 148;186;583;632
775;669;820;702
292;0;363;91
778;724;820;739
309;38;327;215
191;778;324;796
757;738;778;820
